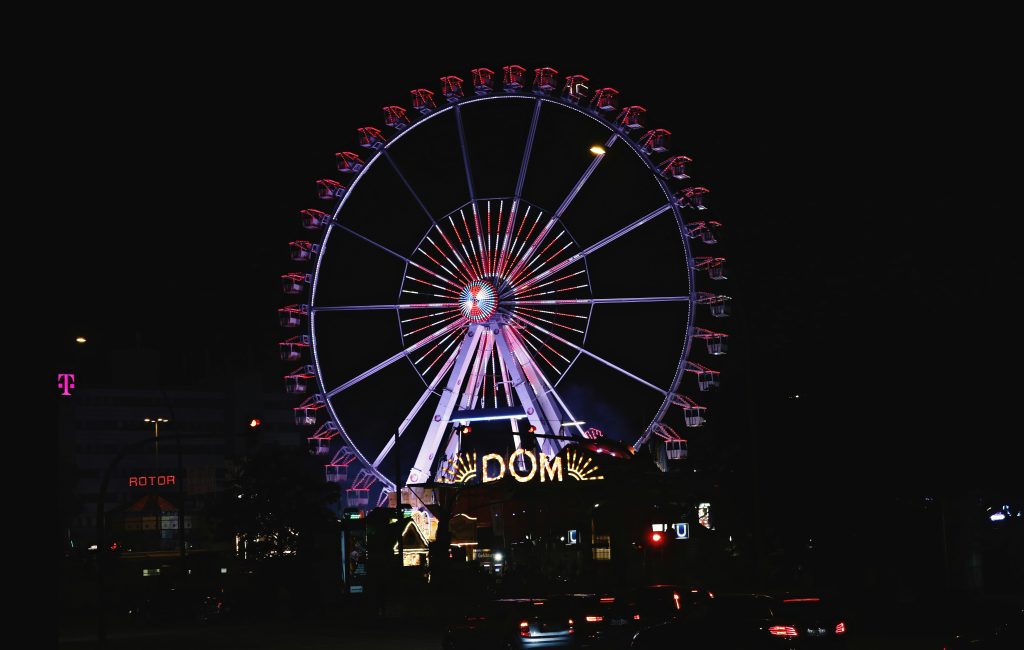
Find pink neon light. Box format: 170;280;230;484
58;373;76;396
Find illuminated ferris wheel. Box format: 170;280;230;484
278;65;730;507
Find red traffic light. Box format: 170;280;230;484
649;531;664;544
527;425;537;434
461;426;472;434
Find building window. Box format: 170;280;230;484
592;534;611;561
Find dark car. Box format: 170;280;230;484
630;584;715;628
443;597;577;649
546;593;640;648
631;593;849;649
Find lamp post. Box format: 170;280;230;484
144;417;169;464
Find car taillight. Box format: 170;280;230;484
835;621;846;634
769;625;799;637
585;615;603;623
520;620;530;637
568;618;574;634
634;614;641;620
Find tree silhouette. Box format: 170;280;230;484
217;443;340;560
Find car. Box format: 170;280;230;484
631;593;849;649
546;593;640;648
630;584;715;628
443;597;577;649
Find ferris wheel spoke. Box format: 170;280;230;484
513;99;543;204
370;344;461;470
382;149;437;225
514;202;672;294
334;223;414;265
314;302;459;312
505;133;616;282
503;231;572;289
552;132;617;220
497;326;567;457
454;104;477;203
408;325;482;485
511;312;669;396
508;327;585;439
507;296;690;307
325;318;467;399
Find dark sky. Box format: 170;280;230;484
54;48;1014;504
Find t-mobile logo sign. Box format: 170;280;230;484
58;373;75;396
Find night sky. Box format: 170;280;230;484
55;48;1014;522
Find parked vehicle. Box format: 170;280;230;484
443;597;577;649
631;593;848;649
546;593;640;648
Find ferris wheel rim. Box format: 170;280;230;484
307;91;699;490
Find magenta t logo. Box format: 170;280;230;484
58;373;75;396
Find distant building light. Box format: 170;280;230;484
220;568;228;574
75;337;87;344
88;544;98;551
990;512;1006;522
493;552;503;562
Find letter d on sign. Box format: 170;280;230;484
481;453;506;482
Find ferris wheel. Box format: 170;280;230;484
278;65;731;506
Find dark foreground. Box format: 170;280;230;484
58;613;954;649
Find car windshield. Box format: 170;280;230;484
775;600;840;623
710;595;775;620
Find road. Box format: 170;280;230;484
59;620;444;650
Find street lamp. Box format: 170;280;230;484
144;417;169;462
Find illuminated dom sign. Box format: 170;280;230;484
438;449;603;485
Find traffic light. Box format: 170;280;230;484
461;425;472;434
648;531;664;545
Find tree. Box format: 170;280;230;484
217;443;340;561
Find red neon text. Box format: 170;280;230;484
129;475;176;487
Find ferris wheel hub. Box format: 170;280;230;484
459;280;498;322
